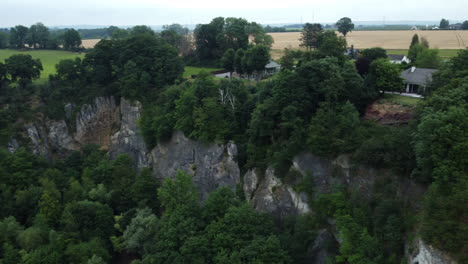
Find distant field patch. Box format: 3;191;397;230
82;39;101;49
183;66;222;78
269;30;468;50
0;49;85;82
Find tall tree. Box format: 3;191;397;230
221;48;236;77
27;23;50;49
0;31;9;49
234;48;245;75
5;54;43;84
439;18;449;29
62;29;82;50
409;34;419;49
10;25;29;48
336;17;355;37
300;23;323;50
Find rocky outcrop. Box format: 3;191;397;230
244;167;310;218
47;120;77;153
74;96;120;149
110;98;151;168
409;239;457;264
150;131;240;200
25;124;50;158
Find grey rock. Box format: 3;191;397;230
150;131;240;200
7;138;19;153
247;167;310;218
47;120;77;153
74;96;120;149
306;229;339;264
25;124;50;158
64;103;75;119
110;98;151;168
243;169;259;201
409;239;457;264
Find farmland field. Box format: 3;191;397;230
82;39;101;49
0;49;84;82
269;30;468;50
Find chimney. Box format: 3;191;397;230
411;66;416;73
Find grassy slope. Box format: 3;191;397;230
383;94;421;106
0;49;85;82
183;66;222;78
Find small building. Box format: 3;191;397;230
250;60;282;80
388;54;411;64
400;67;437;94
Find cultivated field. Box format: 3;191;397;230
82;39;101;49
0;49;84;82
269;30;468;50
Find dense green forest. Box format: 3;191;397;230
0;17;467;264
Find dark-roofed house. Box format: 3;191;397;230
389;54;411;64
401;67;438;94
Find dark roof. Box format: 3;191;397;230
388;54;405;60
401;67;438;86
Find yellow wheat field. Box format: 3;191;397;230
81;39;101;49
269;30;468;50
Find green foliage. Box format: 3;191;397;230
409;34;419;49
317;31;347;58
368;58;403;93
408;43;426;62
0;32;10;49
4;54;43;84
300;23;323;50
308;102;362;157
10;25;29;48
158;170;199;214
415;48;441;69
62;29;82;51
221;48;236;74
439;18;449;29
336;17;355;36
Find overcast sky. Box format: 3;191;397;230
1;0;467;27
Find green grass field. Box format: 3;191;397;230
386;49;461;58
0;49;85;82
183;66;222;78
383;94;421;106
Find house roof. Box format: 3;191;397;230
388;54;405;61
265;60;281;69
401;67;438;86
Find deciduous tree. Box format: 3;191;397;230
336;17;355;36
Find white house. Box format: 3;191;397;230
389;54;411;64
400;67;438;94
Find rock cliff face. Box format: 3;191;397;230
110;98;151;169
409;239;457;264
74;96;120;149
150;131;240;200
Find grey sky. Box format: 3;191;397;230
1;0;467;27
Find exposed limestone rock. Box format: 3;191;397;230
47;120;77;153
64;103;75;119
409;239;457;264
243;169;259;201
247;167;310;218
25;124;50;158
150;131;240;200
110;98;151;168
74;96;120;149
